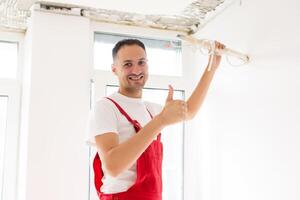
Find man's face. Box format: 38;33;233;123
112;44;148;94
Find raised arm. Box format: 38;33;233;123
185;41;225;120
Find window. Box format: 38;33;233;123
0;96;8;195
94;33;182;76
0;41;18;79
0;40;21;200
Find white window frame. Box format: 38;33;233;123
0;31;23;200
89;22;190;200
89;22;187;101
93;32;182;77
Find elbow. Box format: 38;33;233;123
185;111;196;121
185;104;198;121
103;160;122;178
106;169;120;178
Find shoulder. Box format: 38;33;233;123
94;97;115;108
92;97;117;115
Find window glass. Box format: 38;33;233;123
94;33;182;76
0;96;8;196
0;41;18;79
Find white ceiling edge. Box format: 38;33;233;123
38;0;197;16
16;0;37;10
0;0;235;35
33;0;226;34
0;0;30;30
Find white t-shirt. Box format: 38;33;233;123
86;92;163;194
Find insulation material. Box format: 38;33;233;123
0;0;225;32
0;0;30;30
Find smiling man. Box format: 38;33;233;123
112;40;148;98
87;39;225;200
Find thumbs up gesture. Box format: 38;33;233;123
158;85;187;126
166;85;174;103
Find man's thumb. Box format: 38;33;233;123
166;85;174;102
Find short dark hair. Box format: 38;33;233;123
112;39;146;60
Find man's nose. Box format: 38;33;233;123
131;64;143;74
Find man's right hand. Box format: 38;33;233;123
158;85;187;126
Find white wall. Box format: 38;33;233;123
9;0;300;200
21;10;91;200
193;0;300;200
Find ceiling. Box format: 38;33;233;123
0;0;227;33
42;0;196;15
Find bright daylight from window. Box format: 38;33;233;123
0;96;8;196
0;42;18;79
94;34;182;76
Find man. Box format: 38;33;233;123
87;39;225;200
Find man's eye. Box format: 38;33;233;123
138;61;147;66
124;63;132;67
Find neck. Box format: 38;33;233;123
118;88;142;98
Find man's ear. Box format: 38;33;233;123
111;64;117;75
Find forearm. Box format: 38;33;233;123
104;114;165;177
186;65;217;119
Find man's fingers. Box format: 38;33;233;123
215;41;226;52
166;85;174;103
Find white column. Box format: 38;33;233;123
21;9;92;200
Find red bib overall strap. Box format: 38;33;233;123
106;97;142;132
93;97;163;200
106;97;161;142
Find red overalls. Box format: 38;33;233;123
93;97;163;200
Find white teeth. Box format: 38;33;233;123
129;75;143;80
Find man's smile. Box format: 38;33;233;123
128;74;144;81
